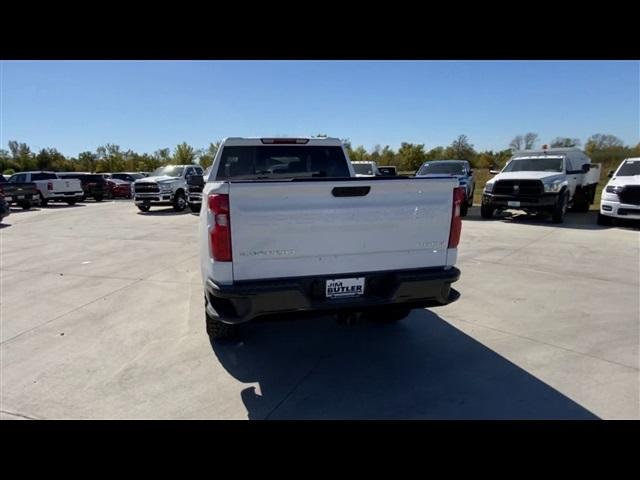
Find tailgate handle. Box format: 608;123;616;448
332;186;370;197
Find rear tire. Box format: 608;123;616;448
552;192;568;223
597;213;613;226
94;195;103;202
480;204;494;219
460;201;468;217
206;314;238;340
19;201;32;210
65;199;76;206
39;193;49;207
137;204;151;212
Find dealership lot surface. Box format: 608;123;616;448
1;201;638;419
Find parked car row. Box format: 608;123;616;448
368;147;637;226
0;171;148;210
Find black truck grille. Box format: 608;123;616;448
619;186;640;205
493;180;543;197
134;183;159;193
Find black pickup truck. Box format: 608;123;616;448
186;166;210;214
0;175;40;209
57;173;109;201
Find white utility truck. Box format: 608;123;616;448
198;137;464;339
481;147;601;223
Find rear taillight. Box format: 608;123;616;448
47;182;53;191
448;187;465;248
208;194;232;261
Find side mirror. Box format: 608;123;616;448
188;175;204;187
582;164;590;173
607;170;614;178
489;170;500;175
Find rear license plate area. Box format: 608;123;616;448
326;277;365;298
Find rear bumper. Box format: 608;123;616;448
45;192;84;201
4;193;38;203
205;266;461;324
482;192;559;209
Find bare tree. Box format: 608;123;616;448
524;132;539;149
509;135;524;151
550;137;581;148
585;133;624;151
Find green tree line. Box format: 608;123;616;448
2;134;638;178
339;133;640;176
0;141;222;176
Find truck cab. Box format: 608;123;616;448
481;147;601;223
133;165;204;212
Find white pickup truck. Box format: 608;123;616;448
198;137;463;339
598;157;640;225
8;171;84;206
133;164;204;212
481;147;601;223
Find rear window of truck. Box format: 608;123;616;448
31;173;58;181
215;146;351;180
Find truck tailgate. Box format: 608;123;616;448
228;178;457;281
52;179;82;192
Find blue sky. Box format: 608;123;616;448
1;60;638;157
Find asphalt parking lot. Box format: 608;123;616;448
1;201;638;419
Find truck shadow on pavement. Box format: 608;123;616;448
464;206;639;231
210;310;600;420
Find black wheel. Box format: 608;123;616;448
368;307;412;323
39;193;49;207
460;201;468;217
467;188;474;207
189;202;200;214
94;195;103;202
65;199;76;206
597;213;613;226
206;313;238;340
552;192;568;223
173;191;187;212
137;204;151;212
480;204;494;219
19;201;32;210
